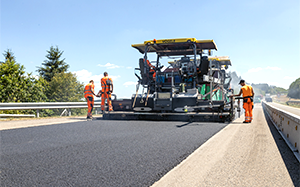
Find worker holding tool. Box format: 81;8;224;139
230;79;255;123
84;80;96;119
99;72;113;112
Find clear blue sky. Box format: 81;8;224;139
1;0;299;98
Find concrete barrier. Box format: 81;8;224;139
262;101;300;162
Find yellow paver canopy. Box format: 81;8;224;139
132;38;217;56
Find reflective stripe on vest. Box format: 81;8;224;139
101;77;112;91
84;84;94;96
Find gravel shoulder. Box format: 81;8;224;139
152;103;300;187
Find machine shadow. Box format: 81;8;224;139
176;122;193;128
262;108;300;187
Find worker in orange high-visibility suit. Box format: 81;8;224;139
146;60;156;80
84;80;96;119
231;79;255;123
100;72;113;112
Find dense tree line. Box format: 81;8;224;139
228;71;289;97
251;83;287;96
287;77;300;99
0;50;47;103
0;47;86;117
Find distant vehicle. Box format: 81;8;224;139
254;96;261;103
266;97;272;102
256;94;263;100
265;93;272;102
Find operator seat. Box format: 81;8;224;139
139;58;150;85
197;56;209;83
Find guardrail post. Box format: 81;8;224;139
36;109;39;118
68;109;71;116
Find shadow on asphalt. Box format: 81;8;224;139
262;107;300;187
176;122;192;128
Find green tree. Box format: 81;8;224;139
0;52;47;103
48;72;84;102
273;86;288;95
2;49;15;62
37;46;69;82
46;72;86;116
287;77;300;99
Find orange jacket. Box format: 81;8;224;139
84;83;94;98
147;60;155;71
101;76;113;92
241;85;253;98
146;60;156;78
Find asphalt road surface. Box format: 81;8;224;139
0;119;227;186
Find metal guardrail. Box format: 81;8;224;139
262;101;300;162
286;100;300;104
0;114;35;118
0;102;102;118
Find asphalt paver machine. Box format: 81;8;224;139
104;38;235;122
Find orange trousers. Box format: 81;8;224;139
101;92;113;111
243;98;253;122
86;96;94;117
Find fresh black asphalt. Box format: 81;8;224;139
0;119;227;186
